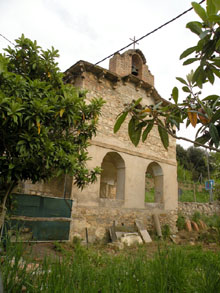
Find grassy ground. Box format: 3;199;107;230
145;188;214;203
145;188;155;202
2;237;220;292
179;189;215;202
2;213;220;292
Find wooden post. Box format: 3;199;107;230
152;214;162;238
85;227;89;248
193;183;196;202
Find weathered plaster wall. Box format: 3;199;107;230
16;175;72;198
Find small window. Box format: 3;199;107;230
131;54;142;78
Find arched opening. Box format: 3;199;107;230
99;152;125;200
145;162;163;203
131;54;142;78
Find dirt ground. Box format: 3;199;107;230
21;229;220;261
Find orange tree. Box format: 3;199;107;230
0;35;104;218
114;0;220;151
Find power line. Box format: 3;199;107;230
0;33;15;47
94;0;205;66
0;0;206;67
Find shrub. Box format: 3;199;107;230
192;211;201;224
176;214;186;230
162;224;171;240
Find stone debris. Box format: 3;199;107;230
170;235;178;244
120;233;143;246
115;231;124;239
107;241;124;250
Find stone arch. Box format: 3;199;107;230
99;152;125;200
145;162;163;203
131;54;142;78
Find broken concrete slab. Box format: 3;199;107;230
135;220;152;243
115;231;124;240
120;233;143;246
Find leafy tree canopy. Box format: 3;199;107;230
0;35;104;200
114;0;220;152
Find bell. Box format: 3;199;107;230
132;65;138;76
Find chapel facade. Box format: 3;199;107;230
64;49;178;240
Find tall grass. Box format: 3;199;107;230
179;189;211;202
2;240;220;292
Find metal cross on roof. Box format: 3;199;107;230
129;36;139;49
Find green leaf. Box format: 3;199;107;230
212;68;220;78
209;123;219;148
176;77;188;86
158;124;169;150
192;2;207;21
182;86;191;93
179;46;197;60
183;58;198;65
211;109;220;123
199;30;210;39
128;118;142;147
114;112;128;133
134;98;142;106
207;15;220;22
213;0;220;10
172;87;178;104
186;70;194;83
213;60;220;68
206;67;215;84
216;38;220;50
9;163;14;169
186;21;202;36
192;66;205;88
207;0;218;16
194;133;211;146
142;122;154;142
203;95;219;101
0;55;8;74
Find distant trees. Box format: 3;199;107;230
176;144;216;181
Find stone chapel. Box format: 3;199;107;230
65;49;178;240
15;49;178;241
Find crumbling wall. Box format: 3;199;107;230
70;206;178;242
178;202;220;218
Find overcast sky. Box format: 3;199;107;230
0;0;219;149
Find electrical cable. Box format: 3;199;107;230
0;33;15;46
94;0;205;66
0;0;206;67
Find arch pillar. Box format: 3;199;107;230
123;155;146;208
